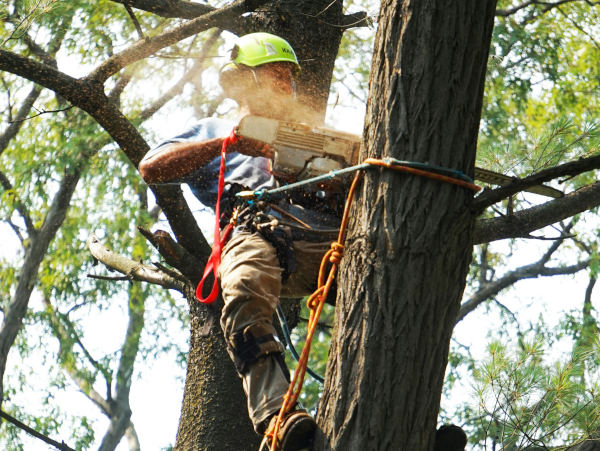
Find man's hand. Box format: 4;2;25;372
230;136;272;159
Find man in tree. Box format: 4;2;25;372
139;32;341;450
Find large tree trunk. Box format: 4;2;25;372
175;298;259;450
316;2;497;450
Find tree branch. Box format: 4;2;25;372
556;5;600;51
107;69;134;105
100;281;145;451
494;0;595;17
0;19;219;261
110;0;214;19
44;296;142;450
339;11;371;29
0;49;104;111
0;84;42;157
43;299;114;415
88;0;267;83
51;299;114;390
137;227;201;284
0;409;75;451
473;182;600;244
125;423;141;451
87;234;192;294
496;0;536;16
115;288;144;402
473;153;600;213
123;2;146;40
457;255;589;323
0;170;36;238
0;149;90;408
137;28;222;122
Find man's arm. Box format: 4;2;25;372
139;137;272;184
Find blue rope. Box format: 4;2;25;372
276;305;324;384
236;158;476;200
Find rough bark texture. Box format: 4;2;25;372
316;2;497;450
174;297;258;450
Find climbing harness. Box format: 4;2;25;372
195;129;239;304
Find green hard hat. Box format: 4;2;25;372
231;32;300;69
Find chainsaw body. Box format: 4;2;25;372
236;115;361;185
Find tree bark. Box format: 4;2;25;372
316;2;497;450
174;297;259;450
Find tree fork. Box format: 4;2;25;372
316;2;497;450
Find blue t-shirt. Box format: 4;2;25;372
146;117;341;230
146;117;277;208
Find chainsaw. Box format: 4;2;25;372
236;115;563;199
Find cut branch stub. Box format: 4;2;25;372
87;233;191;294
137;226;202;285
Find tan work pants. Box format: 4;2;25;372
219;231;329;431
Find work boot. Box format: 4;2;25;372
259;409;317;451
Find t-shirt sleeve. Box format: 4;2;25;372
140;118;235;183
141;123;205;163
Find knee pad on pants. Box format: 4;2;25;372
228;323;287;376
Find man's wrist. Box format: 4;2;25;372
232;137;272;158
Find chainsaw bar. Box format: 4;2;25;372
474;167;563;199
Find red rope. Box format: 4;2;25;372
196;129;239;304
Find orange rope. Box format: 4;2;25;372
362;158;481;193
266;170;364;451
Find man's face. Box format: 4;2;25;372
245;62;296;117
254;62;295;97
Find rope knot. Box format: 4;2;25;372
307;294;322;310
329;242;344;264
